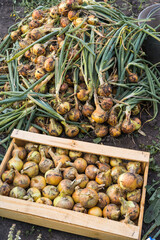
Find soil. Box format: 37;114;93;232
0;0;160;240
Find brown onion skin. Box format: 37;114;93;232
88;207;103;217
94;124;108;138
106;184;126;205
63;167;78;180
54;195;74;210
97;192;110;209
96;162;110;172
84;154;98;165
109;124;121;137
80;188;99;208
103;204;120;220
135;174;143;188
82;103;94;117
42;185;59;200
127;189;141;203
12;145;27;160
69;150;82;161
98;84;112;97
32;9;43;20
73;203;87;213
111;166;127;183
13;171;30;189
95;170;112;187
2;169;15;184
76;174;89;189
73;158;87;173
72;188;83;203
21;162;39;178
30;175;46;190
118;172;138;192
99;155;110;164
100;98;113;111
36;197;52;205
126;162;141;174
85;165;99;180
86;181;104;192
0;182;11;196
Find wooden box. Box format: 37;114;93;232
0;129;150;240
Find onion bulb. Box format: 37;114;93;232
85;165;99;180
32;9;43;20
120;197;140;220
36;197;52;205
76;174;89;188
80;188;99;208
27;151;41;164
118;172;138;192
63;167;78;180
10;186;26;199
23;187;41;201
126;68;138;83
110;158;123;167
103;204;120;220
56;102;71;115
45;162;62;186
48;148;70;167
126;161;141;174
99;155;110;164
13;170;30;189
86;181;105;192
127;189;141;203
82;102;94;117
94;124;108;137
47;118;63;137
66;158;87;173
58;178;81;195
54;194;74;209
21;162;39;178
69;150;82;161
42;185;59;200
72;188;82;203
106;184;126;205
61;121;79;137
73;203;87;213
2;169;15;184
111;166;127;183
84;153;98;165
97;192;110;209
68;99;81;122
95;170;112;187
88;206;102;217
30;175;46;190
0;181;10;196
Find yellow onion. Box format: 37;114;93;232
25;50;31;59
0;181;10;196
47;118;63;137
10;186;26;199
42;185;59;200
72;188;82;203
60;82;69;93
18;64;30;77
68;99;81;122
121;110;135;134
32;9;43;20
126;68;138;83
56;148;68;155
21;24;29;34
135;174;143;188
54;193;74;209
13;170;30;189
36;197;52;205
94;124;108;137
120;197;140;220
103;204;120;220
82;102;94;117
34;116;46;128
98;83;112;97
110;158;123;167
21;162;39;178
95;170;112;187
63;167;77;180
10;29;21;41
37;55;46;66
61;121;79;137
91;93;108;124
100;97;113;111
25;143;38;152
27;151;41;164
35;67;46;80
28;126;40;134
127;189;141;203
99;155;110;164
126;162;141;174
69;150;82;160
7;152;23;172
87;15;99;25
44;57;55;72
84;153;98;165
73;18;86;28
68;10;79;21
60;17;70;27
80;188;98;208
2;169;15;184
30;28;45;41
85;165;99;180
109;122;122;137
58;1;69;16
120;213;135;225
108;106;119;126
97;192;110;209
39;148;54;174
106;184;126;205
88;206;102;217
30;175;46;190
96;162;110;172
45;162;62;186
131;104;141;116
73;203;87;213
32;43;46;56
66;158;87;173
23;187;41;201
12;144;27;160
111;166;127;183
19;37;33;49
131;117;141;131
77;89;89;102
86;181;105;192
76;174;89;188
58;179;82;195
56;102;71;115
50;6;59;18
29;19;42;29
118;172;138;192
48;148;70;167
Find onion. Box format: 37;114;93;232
58;1;69;16
35;67;46;80
72;188;82;203
61;121;79;137
56;102;71;115
69;150;82;160
54;194;74;209
42;185;59;200
97;192;110;209
25;143;38;152
95;170;112;187
110;158;123;167
77;89;89;102
10;29;21;41
34;117;46;128
131;104;141;116
120;197;140;220
32;9;43;20
118;172;138;192
10;187;26;199
23;187;41;201
50;6;59;19
82;102;94;117
30;175;46;190
121;109;135;134
48;148;70;167
80;188;99;208
106;184;126;205
99;155;110;164
96;162;110;172
103;204;120;220
63;167;78;180
12;143;27;160
91;92;108;124
13;170;30;189
126;68;138;83
135;174;143;188
86;181;105;192
29;19;42;29
25;50;32;59
47;118;63;137
108;106;119;127
56;148;69;155
68;10;79;21
66;158;87;173
100;97;113;111
60;17;70;28
87;15;99;25
0;181;10;196
111;166;127;183
32;44;46;56
73;18;86;28
94;124;108;137
73;203;87;213
60;82;68;93
21;24;29;34
131;117;141;131
28;126;40;134
85;165;99;180
58;178;81;195
88;206;102;217
2;169;15;184
45;162;62;186
84;153;98;165
36;197;52;205
127;189;141;203
76;174;89;188
39;146;54;174
44;57;55;72
7;152;23;172
120;213;135;225
68;99;81;122
37;55;46;66
27;151;41;164
126;161;141;174
21;162;39;178
19;64;30;77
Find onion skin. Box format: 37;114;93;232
0;181;11;196
86;181;105;192
135;174;143;188
98;84;112;97
63;167;78;180
36;197;52;205
76;174;89;188
73;158;87;173
110;158;123;167
30;175;46;190
2;169;15;184
47;118;63;137
10;187;26;199
69;150;82;160
45;163;62;186
126;162;141;174
21;162;39;178
106;184;126;205
82;102;94;117
84;154;98;165
95;170;112;187
32;9;43;20
94;124;108;137
72;188;83;203
111;166;127;183
103;204;120;220
27;151;41;164
96;162;110;172
42;185;59;200
24;187;41;202
25;143;38;152
127;189;141;203
88;207;102;217
44;58;55;72
77;89;89;102
85;165;99;180
97;192;110;209
118;172;138;192
109;124;122;137
12;144;27;160
99;155;110;164
73;203;87;213
80;188;99;208
131;104;141;116
120;197;140;220
54;195;74;210
7;155;23;172
100;98;113;111
56;102;71;115
13;170;30;189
